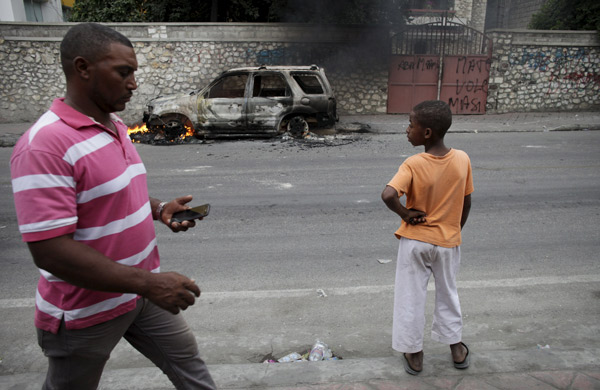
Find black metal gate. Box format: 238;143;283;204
388;21;492;114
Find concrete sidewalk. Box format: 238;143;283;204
1;111;599;147
2;349;599;389
338;111;600;134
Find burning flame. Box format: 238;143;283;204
128;123;148;135
127;123;195;143
183;124;195;138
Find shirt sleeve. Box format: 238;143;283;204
387;161;412;197
11;149;78;242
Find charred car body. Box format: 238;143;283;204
143;65;337;139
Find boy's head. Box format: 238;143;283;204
411;100;452;139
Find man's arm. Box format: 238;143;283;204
461;194;471;229
27;235;199;314
381;185;426;225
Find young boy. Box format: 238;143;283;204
381;100;473;375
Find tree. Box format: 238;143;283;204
143;0;211;22
70;0;147;22
529;0;600;33
69;0;409;26
70;0;213;22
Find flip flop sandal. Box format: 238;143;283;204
453;342;470;369
403;353;422;375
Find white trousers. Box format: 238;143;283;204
392;237;463;353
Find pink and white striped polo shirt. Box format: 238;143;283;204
11;98;160;334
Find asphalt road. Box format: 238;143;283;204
0;129;599;377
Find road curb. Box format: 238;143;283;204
2;349;598;389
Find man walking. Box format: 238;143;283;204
10;23;216;389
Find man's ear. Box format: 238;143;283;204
72;56;91;80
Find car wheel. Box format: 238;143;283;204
287;116;309;137
164;118;188;141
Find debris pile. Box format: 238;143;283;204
277;131;360;148
128;131;203;145
127;123;364;147
263;340;341;363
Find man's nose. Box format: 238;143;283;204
128;75;138;90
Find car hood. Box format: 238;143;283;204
149;90;199;106
147;90;202;123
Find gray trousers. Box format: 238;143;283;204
37;298;216;390
392;237;463;353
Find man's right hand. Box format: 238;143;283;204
144;272;201;314
28;235;201;315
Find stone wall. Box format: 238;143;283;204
453;0;488;33
0;23;599;123
0;22;389;124
487;30;600;113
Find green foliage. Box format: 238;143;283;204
142;0;211;22
70;0;212;22
70;0;146;22
529;0;600;32
69;0;409;25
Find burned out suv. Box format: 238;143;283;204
143;65;337;139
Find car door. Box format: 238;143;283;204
246;72;293;132
198;72;248;134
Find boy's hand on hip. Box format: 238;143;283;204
406;209;427;225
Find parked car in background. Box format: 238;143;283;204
143;65;337;139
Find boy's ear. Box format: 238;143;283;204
424;127;433;138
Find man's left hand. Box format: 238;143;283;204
160;195;200;232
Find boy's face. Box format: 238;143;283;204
406;111;428;146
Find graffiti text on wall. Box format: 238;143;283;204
247;48;287;65
447;56;492;114
508;47;600;94
396;57;439;71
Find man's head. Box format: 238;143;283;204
60;23;137;115
411;100;453;139
60;23;133;78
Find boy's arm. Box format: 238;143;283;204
381;185;426;225
461;194;471;229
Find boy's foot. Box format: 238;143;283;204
451;342;470;369
403;351;423;375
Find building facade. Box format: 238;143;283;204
1;0;70;23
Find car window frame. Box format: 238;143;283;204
290;72;326;95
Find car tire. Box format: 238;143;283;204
162;117;194;141
287;116;309;138
164;119;184;141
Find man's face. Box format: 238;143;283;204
88;42;138;113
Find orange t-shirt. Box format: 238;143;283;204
387;149;474;248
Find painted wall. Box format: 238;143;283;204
0;0;27;22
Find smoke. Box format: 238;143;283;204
275;0;408;27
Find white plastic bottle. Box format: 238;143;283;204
309;340;332;361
